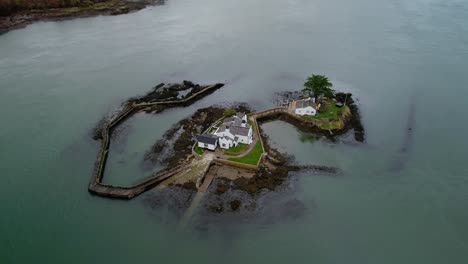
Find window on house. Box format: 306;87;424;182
204;143;208;147
222;144;226;147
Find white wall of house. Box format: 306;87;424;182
241;115;248;127
198;141;217;151
236;128;253;144
295;106;316;116
219;138;232;149
219;137;241;149
237;135;250;144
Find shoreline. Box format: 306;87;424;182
0;0;162;34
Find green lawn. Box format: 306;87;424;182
194;145;205;155
224;143;249;156
312;100;345;120
228;141;263;165
302;100;349;130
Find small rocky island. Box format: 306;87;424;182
89;75;364;214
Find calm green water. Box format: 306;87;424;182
2;0;468;263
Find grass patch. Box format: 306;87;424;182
303;100;349;130
312;100;345;120
194;145;205;155
224;143;249;156
228;141;263;165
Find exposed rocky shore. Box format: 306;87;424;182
0;0;163;34
335;92;365;142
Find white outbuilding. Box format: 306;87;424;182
196;134;218;151
294;98;317;116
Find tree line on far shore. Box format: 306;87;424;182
0;0;108;16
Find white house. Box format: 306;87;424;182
196;134;218;151
214;112;253;149
294;98;317;116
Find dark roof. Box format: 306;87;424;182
233;118;242;126
216;124;227;133
217;123;251;136
223;117;235;123
223;116;242;127
221;135;234;141
296;99;316;109
230;126;250;136
196;134;218;145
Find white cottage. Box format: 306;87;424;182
196;134;218;151
214;112;253;149
294;98;317;116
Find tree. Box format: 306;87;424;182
302;74;334;101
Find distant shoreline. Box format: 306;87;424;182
0;0;162;34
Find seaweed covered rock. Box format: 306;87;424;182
232;164;290;195
230;200;241;211
216;183;229;195
335;92;365;142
